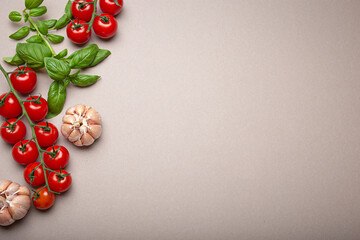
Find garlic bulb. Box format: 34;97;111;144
0;180;31;227
61;104;102;147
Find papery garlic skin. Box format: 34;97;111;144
0;180;31;227
61;104;102;147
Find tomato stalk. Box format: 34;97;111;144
86;0;98;32
0;63;59;197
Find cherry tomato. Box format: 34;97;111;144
0;93;22;119
48;170;72;193
12;140;39;165
32;187;55;210
24;162;45;186
34;122;58;148
23;96;48;122
67;19;91;44
1;119;26;144
99;0;123;16
71;0;94;22
44;145;70;170
10;67;37;94
93;14;118;39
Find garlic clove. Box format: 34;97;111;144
68;129;81;142
85;108;101;124
74;140;83;147
61;124;74;138
88;124;102;139
63;114;76;125
81;133;95;146
5;182;20;198
66;106;76;115
0;208;15;226
75;104;86;116
17;186;31;196
9;196;31;220
0;180;11;194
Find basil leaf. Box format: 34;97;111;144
25;0;44;9
69;44;99;69
65;0;72;19
46;81;67;119
44;57;70;81
9;11;22;22
47;34;64;44
9;27;30;40
43;19;57;28
89;49;111;67
54;14;70;30
29;6;47;17
24;13;29;22
3;54;25;66
16;43;52;69
70;74;100;87
26;35;43;43
54;49;68;59
37;20;48;35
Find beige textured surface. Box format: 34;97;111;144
1;0;360;239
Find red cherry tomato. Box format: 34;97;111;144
32;187;55;210
44;145;69;170
34;122;58;147
0;93;22;118
23;96;48;122
67;19;91;44
93;14;118;39
1;119;26;144
10;67;37;94
71;0;94;22
24;162;45;186
12;140;39;165
48;170;72;193
99;0;123;16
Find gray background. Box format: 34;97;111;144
1;0;360;239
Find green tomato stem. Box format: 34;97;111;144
86;0;98;33
0;63;52;196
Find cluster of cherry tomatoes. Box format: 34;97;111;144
0;67;72;210
67;0;123;44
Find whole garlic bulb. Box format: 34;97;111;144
0;180;31;227
61;104;102;147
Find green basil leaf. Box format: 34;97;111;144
16;43;52;68
54;14;70;30
54;49;68;59
26;35;43;43
25;0;44;9
47;34;64;44
9;27;30;40
24;13;29;22
44;57;71;81
43;19;57;28
46;81;67;119
65;0;72;19
29;6;47;17
70;74;100;87
89;49;111;67
3;54;25;66
9;11;22;22
69;44;99;69
36;20;48;35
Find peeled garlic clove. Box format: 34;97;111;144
0;180;11;193
62;105;102;147
0;180;31;227
88;125;102;139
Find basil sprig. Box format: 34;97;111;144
16;43;52;68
